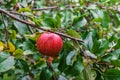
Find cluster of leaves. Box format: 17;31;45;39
1;0;120;80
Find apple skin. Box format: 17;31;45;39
36;32;63;57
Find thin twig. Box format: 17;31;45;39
0;8;83;43
9;11;34;34
32;6;58;11
32;5;80;11
22;15;34;34
95;3;120;14
1;13;9;48
9;11;32;19
18;3;120;15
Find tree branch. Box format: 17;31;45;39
95;3;120;14
32;6;58;11
0;8;83;43
31;5;79;11
31;3;120;14
9;11;32;19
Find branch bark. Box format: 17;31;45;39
32;6;58;11
32;5;79;11
11;3;120;14
9;11;32;19
0;8;83;43
95;3;120;14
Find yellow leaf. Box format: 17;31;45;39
7;42;15;52
0;41;4;52
13;49;23;58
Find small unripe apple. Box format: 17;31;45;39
36;32;63;57
47;57;54;64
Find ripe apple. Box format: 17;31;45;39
36;32;63;57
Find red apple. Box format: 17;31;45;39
36;32;63;57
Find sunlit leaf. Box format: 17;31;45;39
18;7;31;12
67;29;81;38
6;42;15;52
0;41;4;52
25;32;41;41
13;49;23;58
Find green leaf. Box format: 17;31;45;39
3;74;14;80
0;56;14;72
31;17;42;26
23;50;33;55
18;7;31;12
66;29;81;38
114;39;120;49
103;69;120;80
72;17;87;28
58;75;67;80
109;34;118;42
20;0;28;7
65;56;84;76
101;11;110;28
90;9;104;18
58;41;74;72
10;30;16;39
101;53;112;62
13;21;30;35
0;52;10;62
16;59;29;72
25;32;41;41
40;68;52;80
44;17;56;28
56;14;61;27
83;65;97;80
13;49;23;58
66;50;76;65
84;50;97;59
110;49;120;60
116;14;120;21
91;39;100;53
84;32;93;50
91;9;110;28
23;41;35;50
111;60;120;67
94;39;109;56
91;17;102;23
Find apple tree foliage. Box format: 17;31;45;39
0;0;120;80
